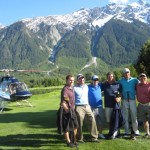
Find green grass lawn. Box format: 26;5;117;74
0;88;150;150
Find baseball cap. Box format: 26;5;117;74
123;68;130;74
77;74;84;80
92;75;99;81
139;73;147;78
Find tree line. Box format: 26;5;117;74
18;39;150;89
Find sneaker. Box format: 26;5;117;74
99;134;105;139
145;133;150;138
77;140;84;143
106;135;115;140
67;142;75;147
113;131;119;137
123;133;130;137
91;139;100;143
74;142;79;146
131;134;136;140
135;134;140;137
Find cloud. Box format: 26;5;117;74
109;0;128;4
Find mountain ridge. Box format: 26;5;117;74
0;0;150;74
21;0;150;30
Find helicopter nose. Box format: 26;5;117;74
11;91;32;100
16;91;32;96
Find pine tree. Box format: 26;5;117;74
134;40;150;76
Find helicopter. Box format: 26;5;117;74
0;69;49;112
0;66;56;112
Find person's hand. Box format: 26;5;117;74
115;97;121;103
61;101;69;113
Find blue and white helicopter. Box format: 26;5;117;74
0;69;33;112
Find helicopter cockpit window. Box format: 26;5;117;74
16;83;28;92
9;84;17;94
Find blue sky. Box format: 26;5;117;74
0;0;149;26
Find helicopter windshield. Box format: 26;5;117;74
1;83;9;93
9;82;29;94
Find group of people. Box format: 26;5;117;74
59;68;150;147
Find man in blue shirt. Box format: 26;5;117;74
88;75;105;139
74;74;99;143
119;68;139;140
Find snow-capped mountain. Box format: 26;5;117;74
0;24;5;30
21;0;150;32
0;0;150;72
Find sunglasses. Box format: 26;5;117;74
93;79;99;81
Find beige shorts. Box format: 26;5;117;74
105;107;113;123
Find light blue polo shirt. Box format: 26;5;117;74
74;84;89;105
118;77;139;100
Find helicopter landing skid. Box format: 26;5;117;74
16;100;33;107
0;100;9;112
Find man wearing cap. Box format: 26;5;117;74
88;75;105;139
118;68;139;140
136;73;150;138
74;74;99;143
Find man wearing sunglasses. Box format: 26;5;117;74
88;75;105;139
74;74;99;143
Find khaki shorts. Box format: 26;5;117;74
105;107;113;123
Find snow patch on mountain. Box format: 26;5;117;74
22;8;92;32
92;14;114;27
21;1;150;32
0;24;5;30
80;57;97;71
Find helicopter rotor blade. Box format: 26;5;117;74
0;69;49;73
0;66;59;75
14;69;49;73
0;69;14;72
